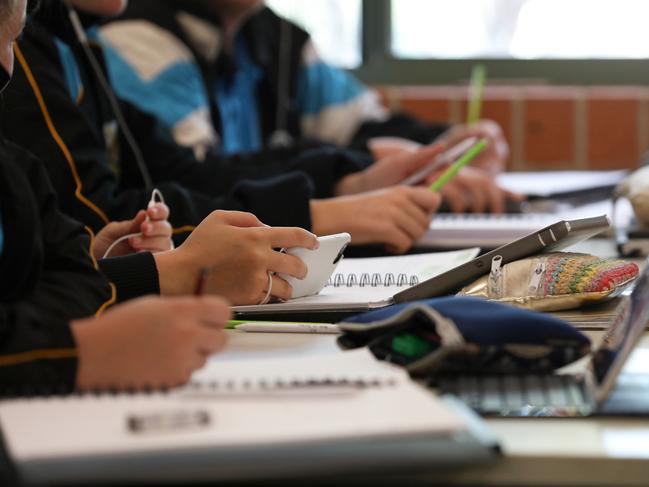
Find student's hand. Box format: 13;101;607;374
93;202;173;259
333;142;447;196
311;186;441;254
367;136;423;160
154;211;319;305
71;295;230;390
438;119;509;174
423;166;523;214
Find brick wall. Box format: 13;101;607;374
377;85;649;171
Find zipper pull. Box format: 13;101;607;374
488;255;503;296
528;260;547;294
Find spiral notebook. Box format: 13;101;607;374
234;216;610;319
233;248;481;316
0;350;499;484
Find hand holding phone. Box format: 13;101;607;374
401;136;479;186
278;233;351;299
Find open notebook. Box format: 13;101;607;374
0;350;499;484
233;248;480;315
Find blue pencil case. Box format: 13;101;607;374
337;297;591;376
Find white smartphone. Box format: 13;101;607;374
400;136;480;186
278;232;351;299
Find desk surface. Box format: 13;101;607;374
213;328;649;487
213;236;648;486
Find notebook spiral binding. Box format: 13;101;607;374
326;273;419;288
183;377;398;393
0;377;398;399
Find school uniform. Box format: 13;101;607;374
0;140;111;393
100;0;449;157
1;0;371;236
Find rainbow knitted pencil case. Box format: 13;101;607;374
458;252;639;311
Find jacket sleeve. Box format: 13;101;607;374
98;252;159;303
122;101;371;200
0;144;115;394
97;22;371;199
294;41;449;152
1;23;316;233
348;114;450;153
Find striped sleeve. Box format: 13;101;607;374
98;20;217;159
297;41;388;146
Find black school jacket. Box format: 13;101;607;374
1;0;370;235
114;0;449;153
0;140;115;394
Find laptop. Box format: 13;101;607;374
436;258;649;417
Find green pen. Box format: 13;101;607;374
428;138;488;192
467;64;487;125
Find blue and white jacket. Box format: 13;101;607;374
99;1;445;160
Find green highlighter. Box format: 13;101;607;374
428;137;488;192
467;64;487;125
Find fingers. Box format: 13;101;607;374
140;219;172;237
269;274;292;301
446;173;508;214
439;183;469;213
266;227;318;250
248;273;292;304
130;235;172;252
407;187;443;213
195;327;228;356
370;189;430;253
146;202;170;221
456;178;490;213
400;142;447;173
171;295;231;325
394;199;433;239
505;189;526;202
210;210;265;228
382;225;413;254
101;218;139;240
133;219;173;252
267;251;307;279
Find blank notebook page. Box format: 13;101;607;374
0;350;468;461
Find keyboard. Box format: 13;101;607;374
435;374;594;417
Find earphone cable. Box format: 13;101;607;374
65;3;154;191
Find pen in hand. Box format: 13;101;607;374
428;138;489;192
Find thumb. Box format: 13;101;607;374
129;210;147;234
101;216;142;241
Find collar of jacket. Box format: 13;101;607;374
32;0;102;45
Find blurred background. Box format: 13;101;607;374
269;0;649;171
